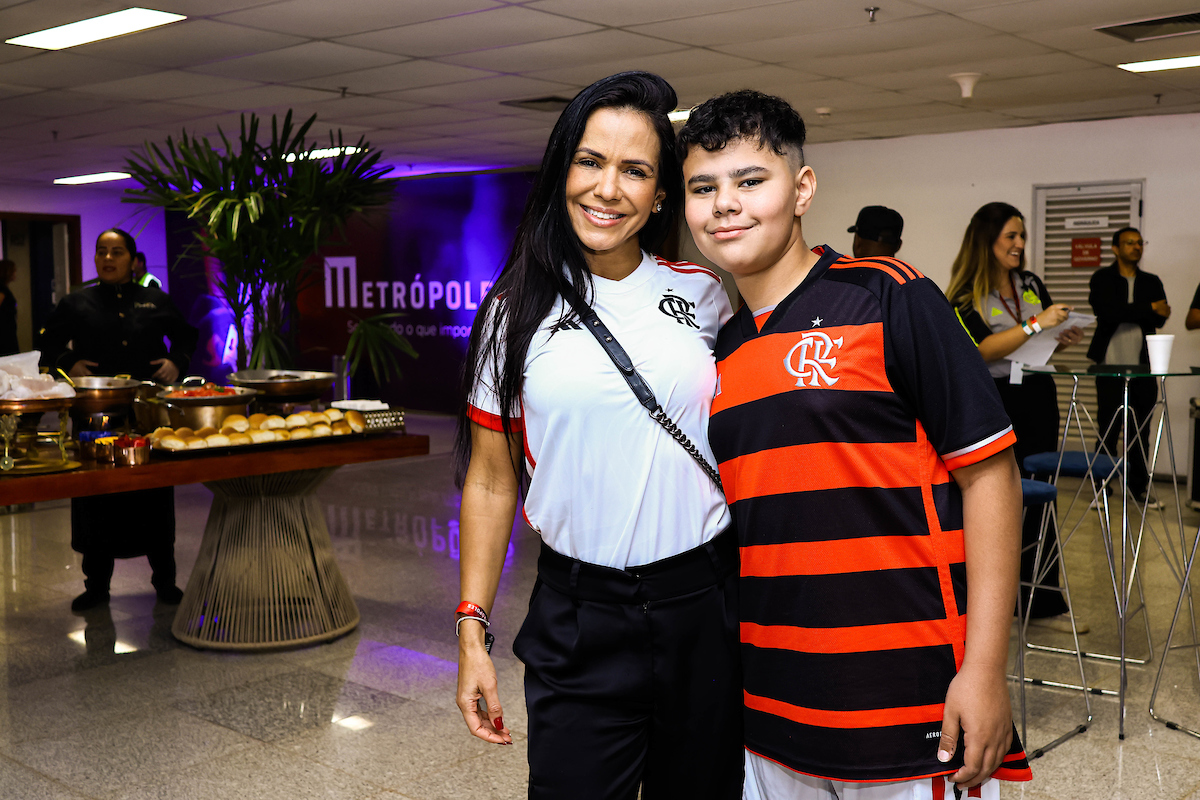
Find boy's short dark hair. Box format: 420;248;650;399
677;89;807;164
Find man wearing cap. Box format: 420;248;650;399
847;205;903;259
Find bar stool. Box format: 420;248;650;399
1023;451;1154;668
1014;478;1091;756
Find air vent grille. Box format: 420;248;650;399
1097;12;1200;42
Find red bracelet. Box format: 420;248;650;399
456;601;489;623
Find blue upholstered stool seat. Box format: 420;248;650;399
1023;451;1118;479
1020;478;1058;507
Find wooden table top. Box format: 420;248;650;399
0;433;431;505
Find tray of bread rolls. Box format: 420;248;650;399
149;408;369;455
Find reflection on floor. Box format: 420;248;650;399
0;412;1197;799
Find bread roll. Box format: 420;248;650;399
222;414;250;432
344;410;366;433
273;429;292;441
289;426;313;440
228;432;253;446
151;426;175;441
174;427;195;440
264;415;286;430
312;423;332;437
248;413;269;430
184;436;208;449
195;426;219;438
156;435;186;451
206;433;231;447
285;413;308;429
325;408;344;422
307;411;330;425
248;429;275;444
331;420;351;436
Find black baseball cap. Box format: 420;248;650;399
848;206;903;245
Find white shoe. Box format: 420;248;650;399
1135;492;1165;510
1029;613;1089;635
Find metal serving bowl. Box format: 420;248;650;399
157;385;258;430
69;376;142;416
227;370;336;404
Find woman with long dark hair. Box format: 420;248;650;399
453;72;741;798
946;202;1084;629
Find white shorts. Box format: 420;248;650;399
744;750;997;800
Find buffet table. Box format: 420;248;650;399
0;433;430;650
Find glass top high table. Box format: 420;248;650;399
0;433;429;650
1026;365;1200;739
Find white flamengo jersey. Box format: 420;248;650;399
469;251;733;569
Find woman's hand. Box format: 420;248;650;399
150;358;180;383
1055;325;1083;347
457;625;512;744
67;360;98;378
1034;303;1071;329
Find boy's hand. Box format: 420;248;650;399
937;660;1012;789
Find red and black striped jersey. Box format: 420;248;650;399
710;246;1031;784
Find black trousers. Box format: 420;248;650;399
995;374;1068;618
1095;375;1158;498
515;528;743;800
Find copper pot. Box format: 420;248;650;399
69;376;141;416
157;385;257;430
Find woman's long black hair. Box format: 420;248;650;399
453;71;683;487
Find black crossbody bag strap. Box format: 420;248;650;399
560;283;724;493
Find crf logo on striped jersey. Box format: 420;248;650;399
785;331;843;387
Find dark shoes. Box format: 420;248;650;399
71;589;110;612
156;585;184;605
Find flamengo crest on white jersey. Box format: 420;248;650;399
785;331;842;387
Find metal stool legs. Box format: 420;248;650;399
1013;479;1091;756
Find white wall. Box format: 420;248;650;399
0;181;168;283
683;111;1200;479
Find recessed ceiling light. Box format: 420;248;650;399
1118;54;1200;72
283;146;364;163
54;172;132;185
6;8;185;51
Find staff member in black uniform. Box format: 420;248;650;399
38;228;198;612
0;259;18;356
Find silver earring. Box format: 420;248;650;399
655;203;662;212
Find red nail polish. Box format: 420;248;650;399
494;716;504;730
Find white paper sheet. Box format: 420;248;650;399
1008;312;1096;367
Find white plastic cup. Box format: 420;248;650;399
1146;334;1174;374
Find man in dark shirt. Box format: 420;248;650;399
0;259;17;356
1087;227;1170;507
846;205;903;259
1187;281;1200;331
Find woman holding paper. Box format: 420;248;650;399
947;202;1084;628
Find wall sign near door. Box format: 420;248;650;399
1071;237;1102;267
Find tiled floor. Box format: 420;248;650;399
1;412;1198;799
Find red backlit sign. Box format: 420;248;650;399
1071;237;1102;268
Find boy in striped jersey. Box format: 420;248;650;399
678;91;1032;799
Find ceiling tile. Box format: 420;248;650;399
183;84;337;110
380;75;578;106
666;65;824;105
787;34;1051;79
1077;38;1200;68
438;29;686;74
303;95;427;121
628;0;935;47
191;41;406;83
1017;25;1124;53
810;102;969;125
0;52;158;90
151;0;283;13
336;106;491;130
216;0;502;38
525;0;791;26
0;89;123;118
71;20;306;69
336;7;600;58
300;60;497;95
838;110;1027;138
957;0;1200;34
1001;93;1200;121
853;52;1098;92
523;48;763;89
718;14;997;62
74;71;261;101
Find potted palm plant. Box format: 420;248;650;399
122;111;413;382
